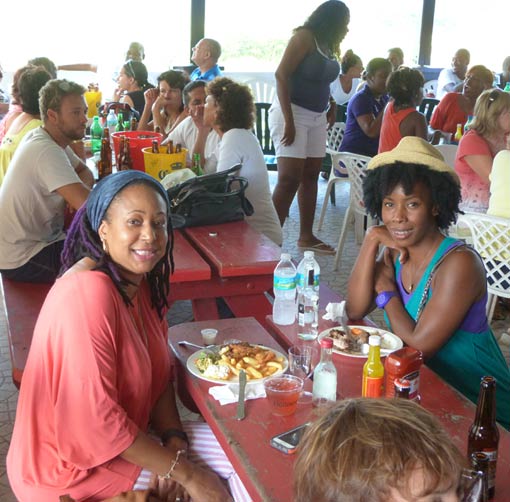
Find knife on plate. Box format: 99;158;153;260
236;369;247;420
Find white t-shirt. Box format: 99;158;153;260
437;68;463;100
215;129;282;246
0;127;82;269
167;116;220;174
330;77;361;105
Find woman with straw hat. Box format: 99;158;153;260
345;136;510;428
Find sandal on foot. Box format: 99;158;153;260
297;241;336;256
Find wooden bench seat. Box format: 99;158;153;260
0;275;50;388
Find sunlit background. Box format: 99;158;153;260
0;0;507;97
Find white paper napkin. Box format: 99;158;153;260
208;382;266;406
322;301;348;324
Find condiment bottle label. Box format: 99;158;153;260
404;370;420;400
476;449;497;489
363;377;384;398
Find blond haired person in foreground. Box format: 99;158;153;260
294;398;466;502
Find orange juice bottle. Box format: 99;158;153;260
362;335;384;397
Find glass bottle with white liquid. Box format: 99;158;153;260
312;337;337;407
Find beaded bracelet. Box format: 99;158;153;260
158;449;187;481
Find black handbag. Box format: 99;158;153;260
166;165;254;228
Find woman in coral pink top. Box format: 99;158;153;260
7;171;247;502
455;88;510;213
378;67;428;153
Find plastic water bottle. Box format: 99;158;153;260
296;251;320;294
272;253;297;326
504;82;510;92
90;116;103;154
298;269;319;340
312;337;337;407
106;109;118;134
296;251;320;323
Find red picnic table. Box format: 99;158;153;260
266;314;510;501
3;221;280;388
171;221;281;328
169;316;510;502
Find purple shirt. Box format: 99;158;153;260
340;84;389;157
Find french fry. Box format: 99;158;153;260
243;356;260;368
205;343;286;381
266;361;283;370
230;366;240;376
245;365;263;379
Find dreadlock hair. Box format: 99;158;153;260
362;162;461;232
61;181;174;320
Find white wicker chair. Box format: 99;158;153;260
332;153;374;271
457;212;510;324
317;122;347;230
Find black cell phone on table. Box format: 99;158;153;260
270;422;310;454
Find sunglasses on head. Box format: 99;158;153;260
487;89;501;108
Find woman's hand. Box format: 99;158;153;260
326;101;336;129
374;247;397;294
184;465;233;502
144;88;159;108
281;119;296;146
112;87;123;102
366;225;409;264
151;473;189;502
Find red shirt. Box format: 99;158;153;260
379;101;417;153
430;92;468;135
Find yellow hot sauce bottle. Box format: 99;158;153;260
362;335;384;397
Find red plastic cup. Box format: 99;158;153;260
263;375;304;416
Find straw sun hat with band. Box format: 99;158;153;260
362;137;462;232
367;136;460;184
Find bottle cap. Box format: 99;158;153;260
280;253;291;261
368;335;381;346
304;250;314;258
320;337;333;349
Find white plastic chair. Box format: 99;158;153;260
434;144;458;169
245;78;276;103
457;212;510;325
317;122;347;230
424;79;438;98
332;153;374;271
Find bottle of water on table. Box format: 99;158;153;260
298;269;319;340
106;109;118;136
296;250;320;323
272;253;297;326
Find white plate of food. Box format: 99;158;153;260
186;341;288;384
318;325;403;358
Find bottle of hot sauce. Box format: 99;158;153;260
362;335;384;398
384;347;423;401
467;376;499;499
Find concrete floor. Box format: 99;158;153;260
0;172;508;501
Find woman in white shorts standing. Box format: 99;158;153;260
269;0;350;254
